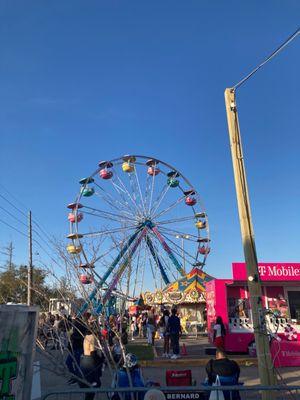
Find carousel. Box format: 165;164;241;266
143;267;213;331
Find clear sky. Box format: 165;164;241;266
0;1;299;285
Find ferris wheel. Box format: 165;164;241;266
66;155;210;315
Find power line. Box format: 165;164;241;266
0;192;27;218
0;204;28;228
0;183;30;214
0;183;58;250
0;218;27;238
233;27;300;90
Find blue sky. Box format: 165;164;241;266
0;1;299;284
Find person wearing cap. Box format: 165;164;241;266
112;353;145;400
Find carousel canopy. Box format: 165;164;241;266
143;267;214;305
164;267;213;295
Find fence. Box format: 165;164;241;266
41;385;300;400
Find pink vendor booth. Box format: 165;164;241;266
206;262;300;367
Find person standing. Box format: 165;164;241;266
213;316;226;350
130;315;136;341
66;316;87;384
146;311;156;345
141;313;147;338
159;309;170;357
168;308;182;359
80;326;104;400
51;314;61;350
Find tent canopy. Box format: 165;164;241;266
164;267;214;295
143;267;214;305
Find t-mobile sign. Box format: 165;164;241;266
232;263;300;282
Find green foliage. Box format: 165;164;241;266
0;264;53;310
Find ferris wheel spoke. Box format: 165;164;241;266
156;215;196;225
93;182;136;219
132;165;147;216
146;168;156;215
158;226;199;241
144;173;152;215
158;230;198;266
80;225;138;238
150;227;196;267
82;207;135;224
111;170;144;217
152;195;186;221
93;190;134;219
149;182;172;218
92;239;128;265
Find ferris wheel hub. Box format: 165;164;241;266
137;219;155;229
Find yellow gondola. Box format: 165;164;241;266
67;244;82;254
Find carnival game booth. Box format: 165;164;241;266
206;262;300;367
144;267;213;329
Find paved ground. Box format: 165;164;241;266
38;336;300;399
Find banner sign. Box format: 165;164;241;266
232;263;300;282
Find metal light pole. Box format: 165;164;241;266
176;234;190;274
225;88;277;395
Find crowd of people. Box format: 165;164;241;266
127;308;183;359
37;308;241;400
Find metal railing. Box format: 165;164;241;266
41;384;300;400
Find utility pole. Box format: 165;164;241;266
27;211;33;306
225;88;277;396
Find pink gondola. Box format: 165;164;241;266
147;166;160;176
99;169;113;180
198;246;210;255
80;274;92;284
185;196;197;206
68;212;83;223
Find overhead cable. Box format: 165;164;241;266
233;27;299;90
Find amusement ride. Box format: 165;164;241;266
66;155;210;315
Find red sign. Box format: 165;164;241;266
232;263;300;282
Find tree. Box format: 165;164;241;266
0;264;52;310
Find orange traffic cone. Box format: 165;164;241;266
181;343;187;356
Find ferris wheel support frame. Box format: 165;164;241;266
77;227;142;316
77;221;190;316
145;236;170;285
96;228;148;313
151;226;185;277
